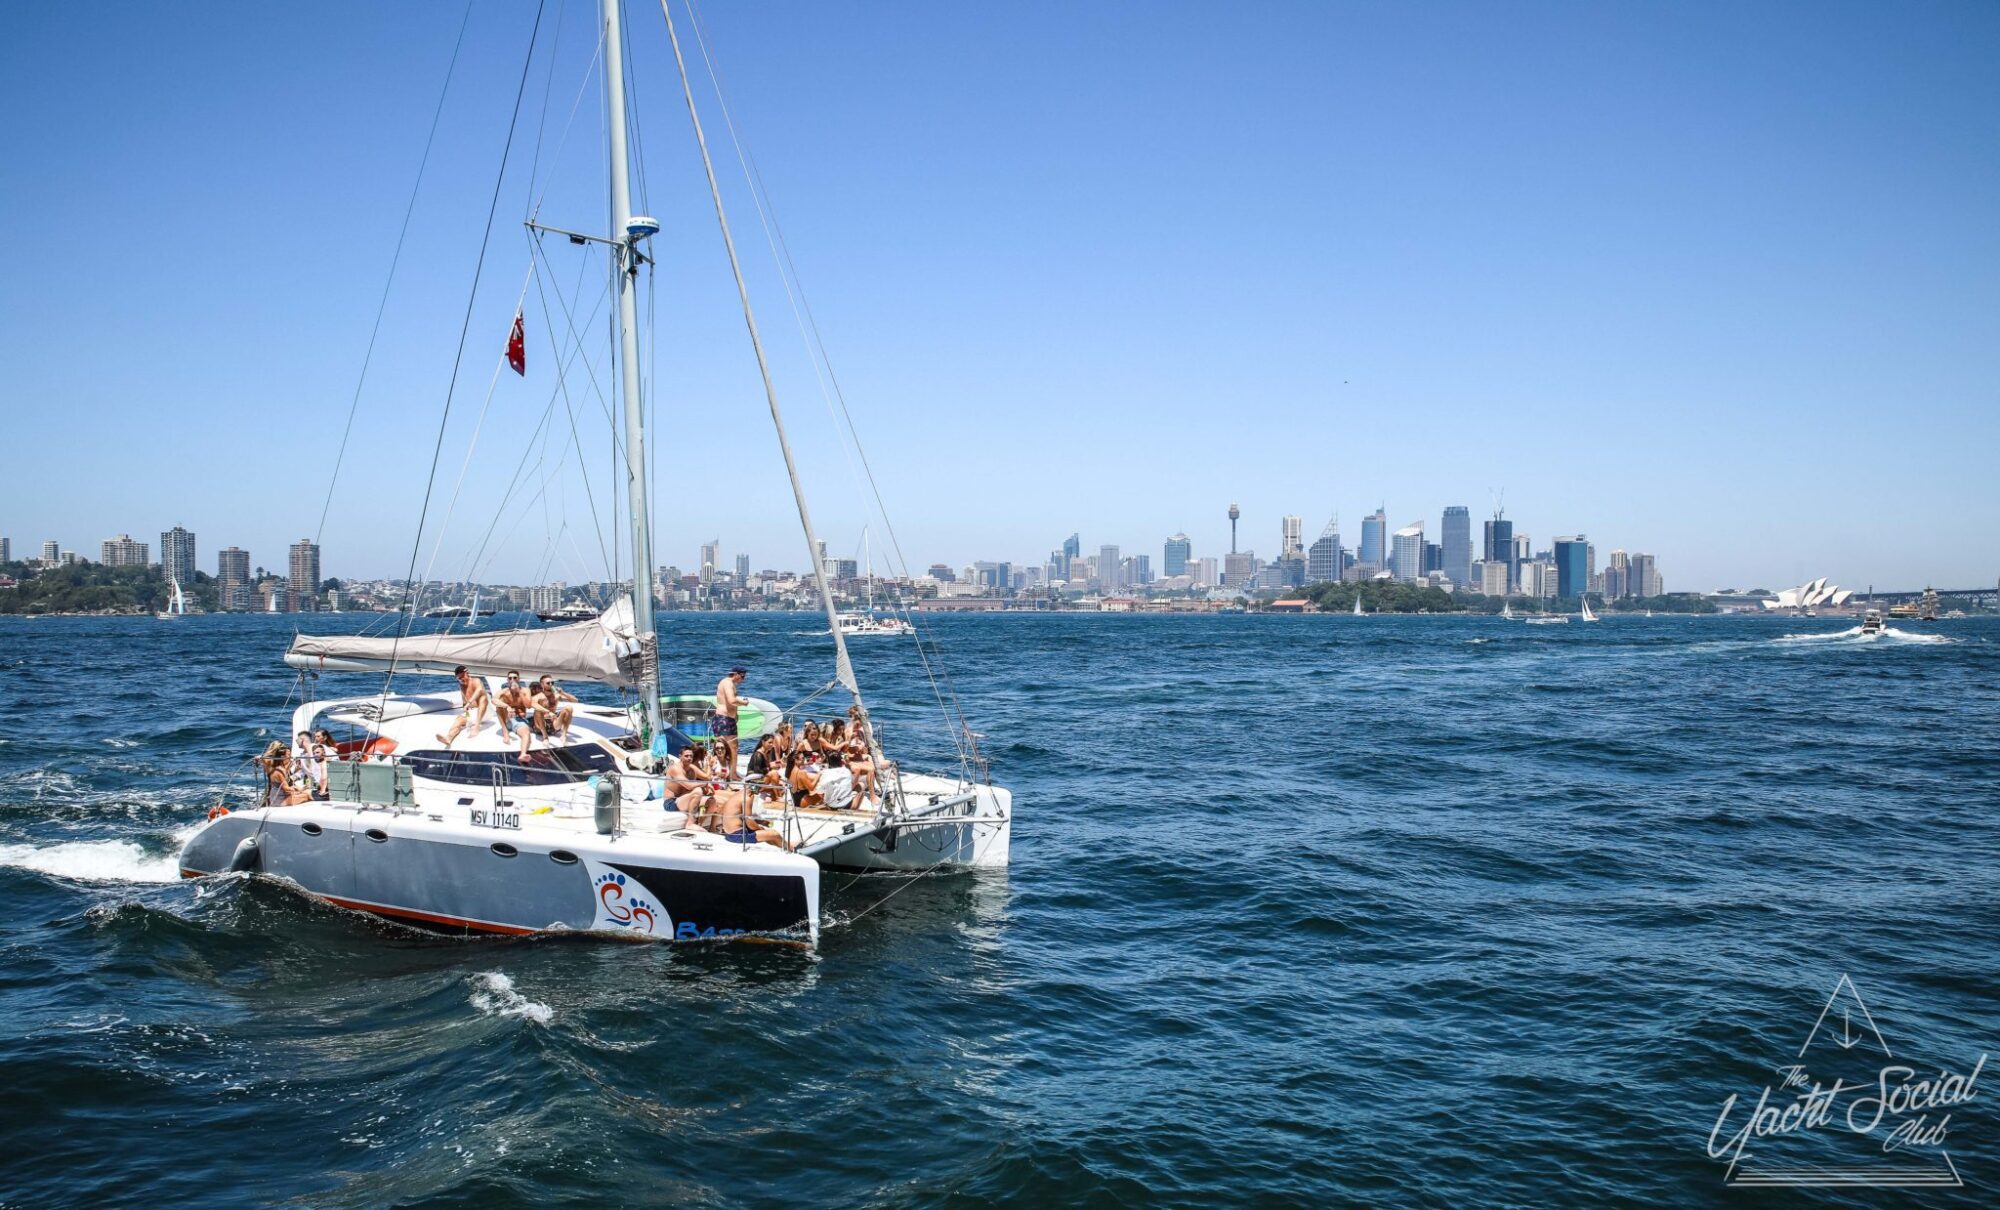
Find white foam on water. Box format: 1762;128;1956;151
468;971;553;1025
101;737;139;749
1777;626;1955;646
0;837;181;883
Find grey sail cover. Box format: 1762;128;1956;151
285;599;647;687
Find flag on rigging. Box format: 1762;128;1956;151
505;310;526;376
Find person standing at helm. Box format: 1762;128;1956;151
713;666;748;773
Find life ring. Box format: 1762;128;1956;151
364;737;399;757
207;804;231;821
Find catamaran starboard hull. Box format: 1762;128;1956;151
180;806;819;942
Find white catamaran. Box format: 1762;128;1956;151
177;0;1011;943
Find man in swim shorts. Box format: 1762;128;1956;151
712;666;747;772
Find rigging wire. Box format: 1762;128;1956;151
680;0;980;774
376;0;549;708
313;0;476;548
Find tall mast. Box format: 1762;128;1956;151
603;0;663;741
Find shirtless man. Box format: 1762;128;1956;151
712;666;748;773
435;665;490;747
493;671;537;758
532;675;576;742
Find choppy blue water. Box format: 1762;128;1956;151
0;611;1995;1205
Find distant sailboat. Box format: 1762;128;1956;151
154;578;187;620
1353;595;1364;616
1579;595;1598;622
1501;600;1514;620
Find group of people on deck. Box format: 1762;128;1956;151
435;666;577;759
658;670;883;848
252;661;884;852
254;729;341;807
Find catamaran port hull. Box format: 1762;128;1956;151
807;782;1012;873
179;805;819;942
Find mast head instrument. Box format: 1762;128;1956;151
626;216;660;239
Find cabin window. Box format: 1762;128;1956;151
489;842;518;858
403;745;619;787
548;849;579;865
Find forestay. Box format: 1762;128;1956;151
285;599;647;687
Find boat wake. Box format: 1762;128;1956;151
1776;626;1953;646
0;836;184;884
469;972;554;1025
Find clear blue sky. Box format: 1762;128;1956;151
2;0;1994;592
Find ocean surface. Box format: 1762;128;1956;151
0;610;1995;1206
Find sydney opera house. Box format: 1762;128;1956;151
1760;577;1855;611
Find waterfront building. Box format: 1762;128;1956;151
835;558;860;582
1132;554;1152;585
1630;553;1661;598
1306;517;1341;583
1192;556;1219;587
735;553;750;585
41;540;59;565
1063;533;1081;563
1483;513;1515;592
1513;534;1531;571
1360;508;1387;569
1552;536;1589;599
1442;506;1472;588
289;538;321;612
1391;523;1424;583
1099;545;1121;591
1164;534;1191;579
928;564;955;582
160;526;196;589
101;534;149;567
1479;559;1509;597
1605;549;1629;598
1223;550;1257;586
218;546;251;611
698;540;720;585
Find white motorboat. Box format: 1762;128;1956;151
1859;608;1886;636
177;0;1012;943
837;612;915;637
536;602;599;623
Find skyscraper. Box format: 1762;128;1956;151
1132;554;1152;585
1442;506;1472;587
100;534;149;566
1359;507;1387;569
289;538;322;612
1482;511;1515;592
1228;503;1240;554
1391;523;1424;583
1163;533;1191;578
41;540;59;565
1605;549;1629;599
0;538;9;563
698;540;720;585
1281;515;1303;560
1099;544;1121;591
218;546;250;611
1630;553;1661;598
160;526;196;589
1223;550;1257;586
1306;516;1341;584
1552;536;1589;600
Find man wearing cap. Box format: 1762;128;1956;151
713;666;748;773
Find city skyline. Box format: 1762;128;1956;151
3;3;1995;591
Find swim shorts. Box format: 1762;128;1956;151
711;713;738;738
